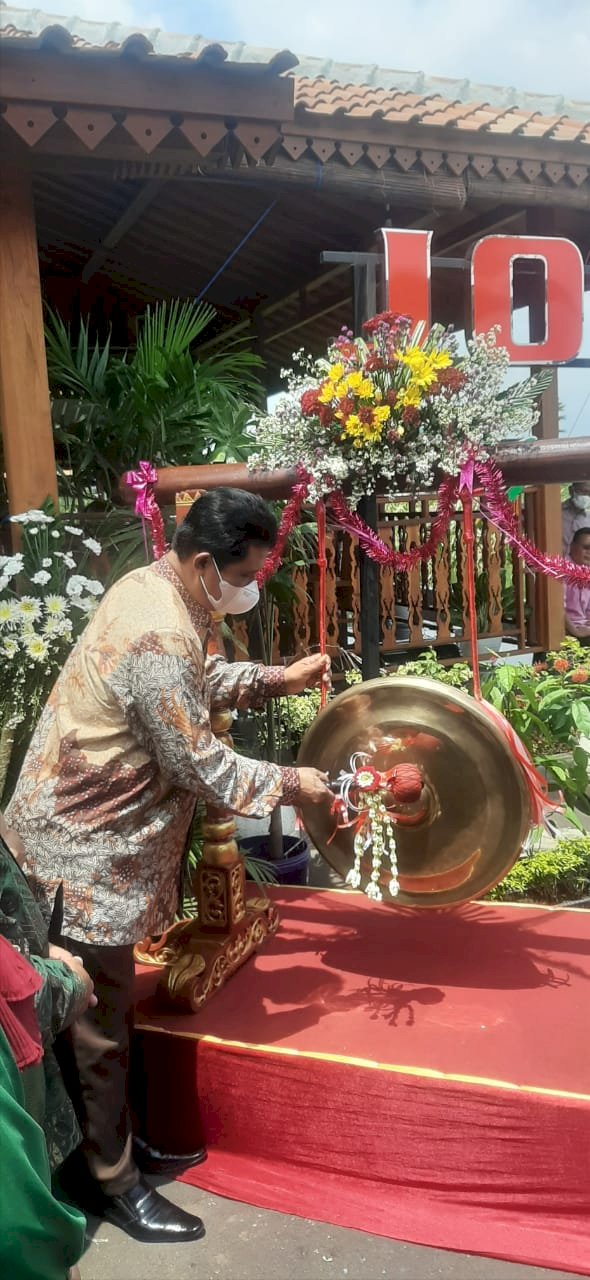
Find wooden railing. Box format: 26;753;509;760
177;489;540;666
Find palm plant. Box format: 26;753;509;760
46;299;264;509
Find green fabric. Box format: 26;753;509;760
0;835;84;1169
0;1027;86;1280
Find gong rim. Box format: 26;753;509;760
297;676;531;908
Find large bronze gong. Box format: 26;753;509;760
297;677;531;908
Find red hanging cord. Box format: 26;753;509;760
316;500;328;709
461;489;482;701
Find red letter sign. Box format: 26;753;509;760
471;235;584;365
380;228;433;329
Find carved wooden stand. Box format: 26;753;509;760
134;495;279;1011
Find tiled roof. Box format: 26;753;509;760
1;4;589;145
296;81;590;144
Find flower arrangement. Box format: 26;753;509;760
250;313;550;505
0;508;105;802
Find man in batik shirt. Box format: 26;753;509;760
7;488;330;1244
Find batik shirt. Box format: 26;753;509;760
7;558;297;946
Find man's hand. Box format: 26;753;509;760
48;945;97;1012
296;767;331;805
283;654;331;696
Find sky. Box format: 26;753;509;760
52;0;590;431
62;0;590;100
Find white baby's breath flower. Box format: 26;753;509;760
31;570;52;586
29;527;39;535
0;575;8;591
55;552;76;569
71;596;98;616
42;558;52;568
64;525;84;537
83;537;102;556
51;530;60;540
10;509;54;526
17;597;43;622
45;594;67;616
0;553;24;581
66;575;104;599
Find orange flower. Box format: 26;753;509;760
570;668;589;684
554;658;570;673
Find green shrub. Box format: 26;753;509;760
488;836;590;903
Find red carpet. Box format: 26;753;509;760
133;887;590;1274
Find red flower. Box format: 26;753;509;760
364;354;386;372
570;668;589;684
430;368;468;396
300;389;321;417
334;340;357;360
386;390;398;407
353;765;383;793
319;405;335;428
402;406;420;426
363;311;409;335
554;658;570;673
358;406;374;425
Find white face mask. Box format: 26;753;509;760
200;559;260;616
572;491;590;513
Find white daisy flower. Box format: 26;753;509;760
0;575;8;591
18;597;43;622
24;633;50;661
2;637;19;658
31;570;52;586
45;595;67;616
0;600;16;626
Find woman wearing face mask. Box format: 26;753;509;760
6;487;331;1247
562;482;590;556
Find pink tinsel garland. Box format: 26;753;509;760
124;461;167;560
476;458;590;588
328;478;458;570
257;468;312;586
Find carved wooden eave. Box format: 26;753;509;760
1;44;589;209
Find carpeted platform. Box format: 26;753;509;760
133;887;590;1274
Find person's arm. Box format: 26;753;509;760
205;652;331;711
0;1028;86;1280
28;954;95;1041
109;629;329;816
564;587;590;639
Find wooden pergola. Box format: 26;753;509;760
1;9;589;650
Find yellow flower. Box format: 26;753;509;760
374;405;391;424
399;346;452;389
345;414;361;432
317;381;334;405
398;384;422;408
342;411;384;447
327;363;346;383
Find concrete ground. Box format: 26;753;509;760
81;1180;577;1280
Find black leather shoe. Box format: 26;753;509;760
133;1135;207;1177
102;1178;206;1243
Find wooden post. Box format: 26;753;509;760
0;162;57;515
531;371;565;651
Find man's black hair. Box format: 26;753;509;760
172;487;278;567
572;526;590;545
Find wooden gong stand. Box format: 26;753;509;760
134;489;279;1011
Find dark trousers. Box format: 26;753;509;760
54;937;140;1197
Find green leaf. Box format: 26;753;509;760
572;701;590;737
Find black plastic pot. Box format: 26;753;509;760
241;833;310;887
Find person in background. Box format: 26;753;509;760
564;527;590;642
0;934;87;1280
562;482;590;556
0;811;96;1171
7;487;331;1245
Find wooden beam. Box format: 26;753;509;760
0;163;58;515
529;373;564;651
81;179;164;283
1;50;294;120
